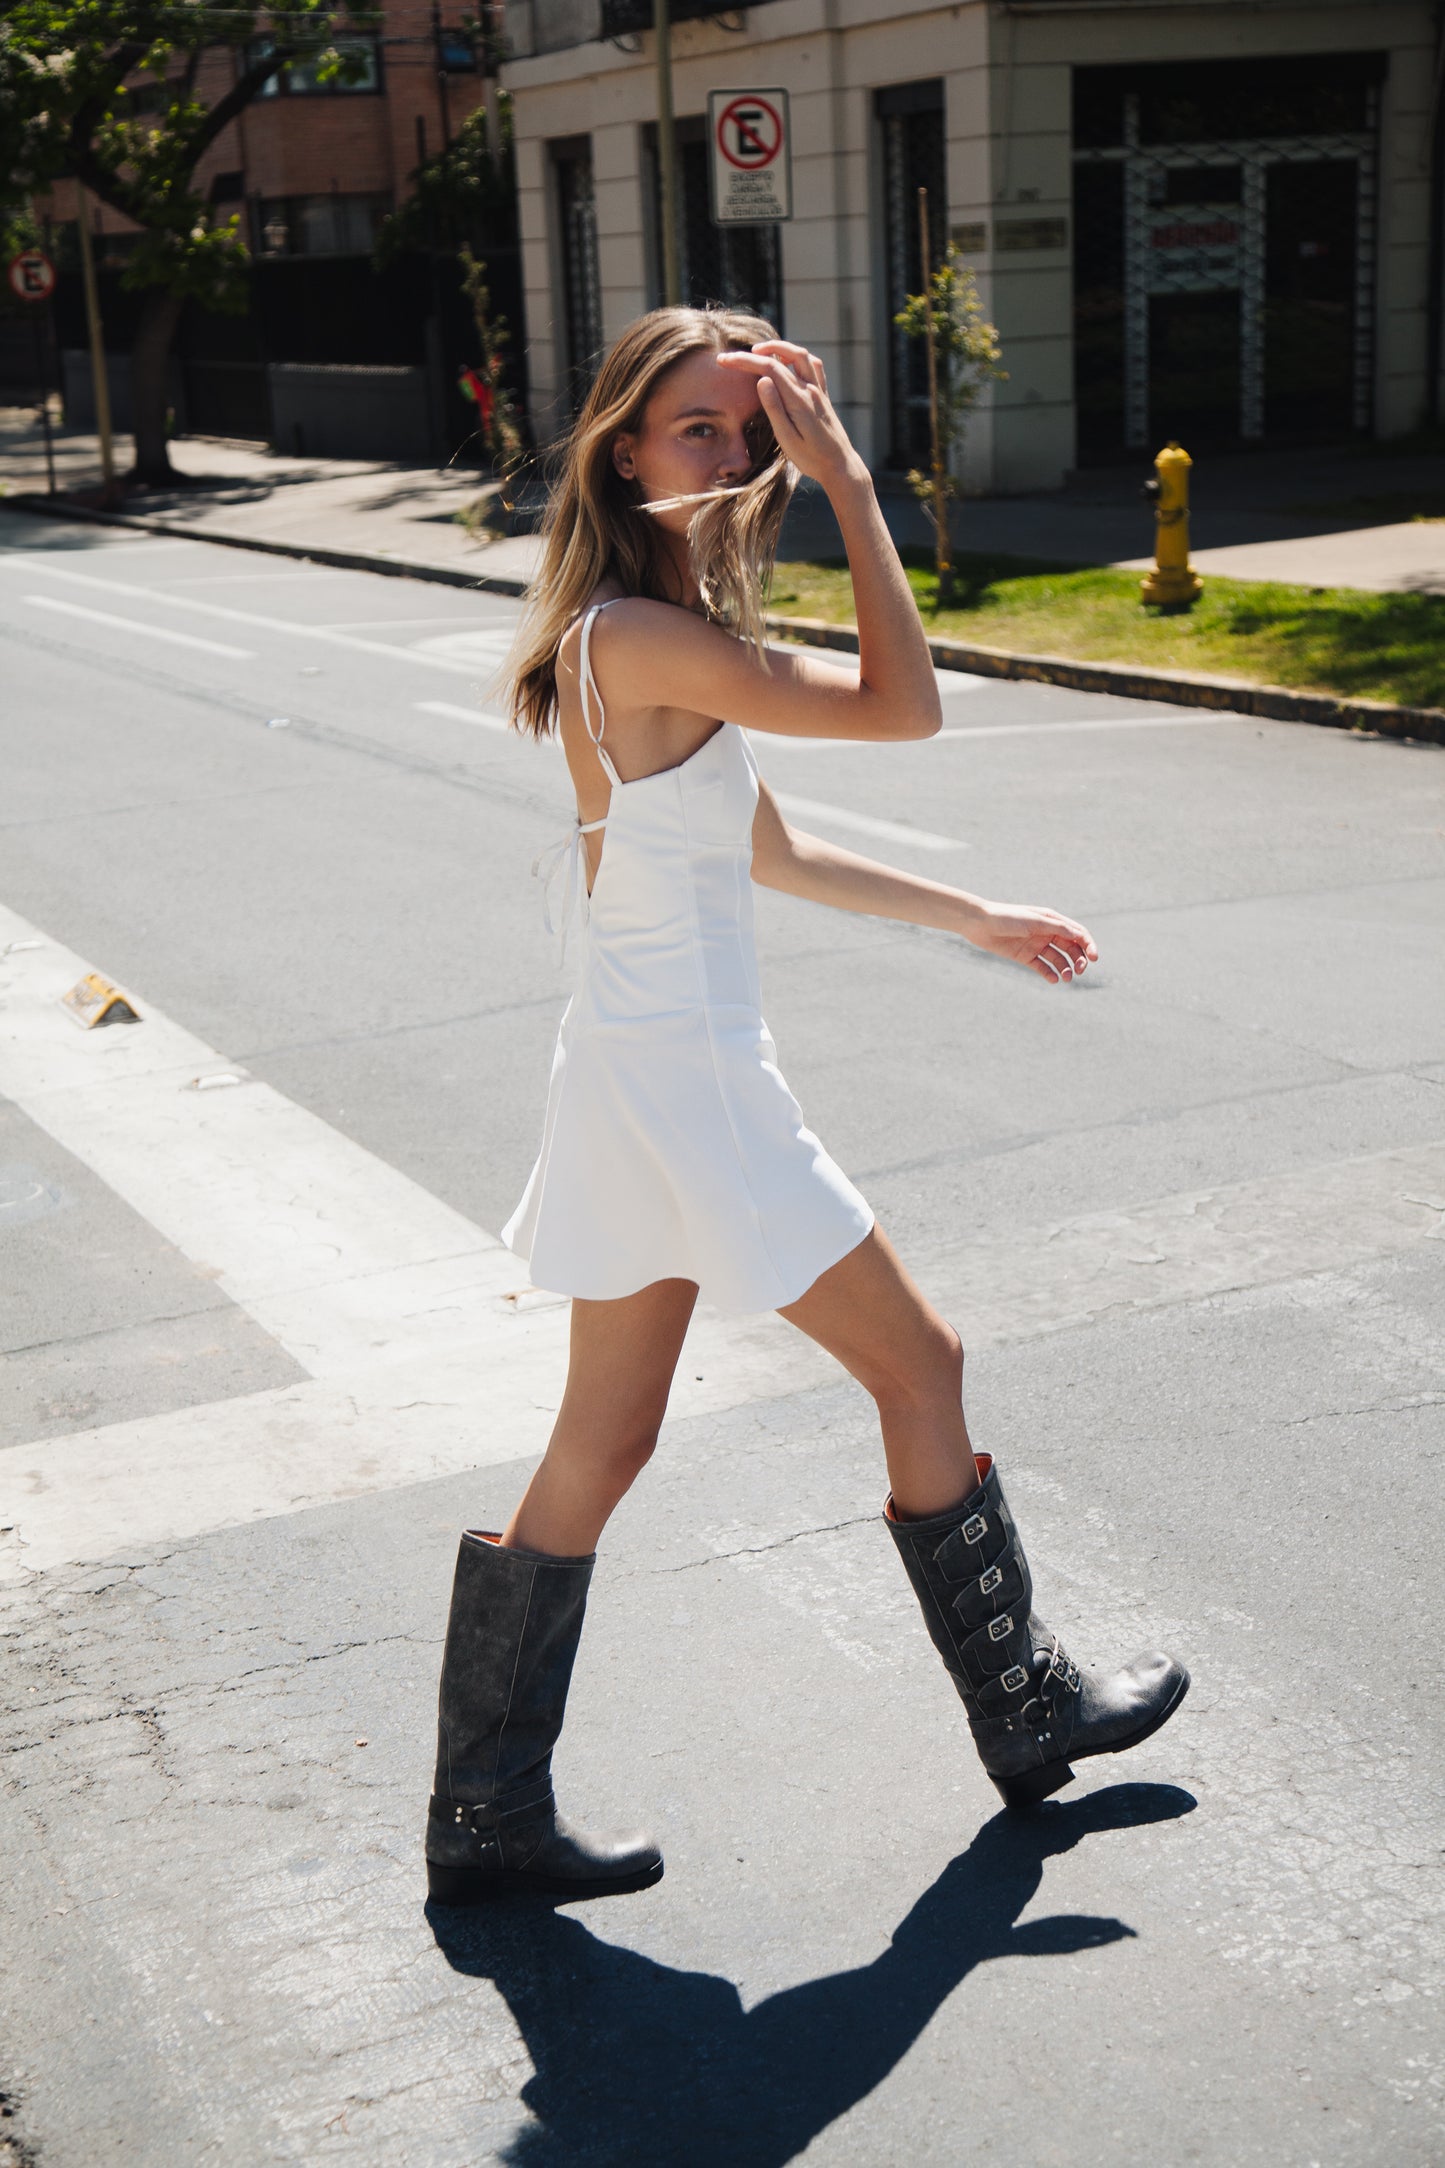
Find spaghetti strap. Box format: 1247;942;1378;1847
578;602;624;789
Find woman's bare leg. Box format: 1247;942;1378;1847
502;1277;699;1554
778;1224;979;1520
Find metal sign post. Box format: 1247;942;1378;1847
7;249;59;495
654;0;681;305
707;89;792;225
74;192;118;506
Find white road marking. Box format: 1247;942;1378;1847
771;793;964;850
414;699;510;733
937;712;1224;740
165;569;316;586
21;593;253;659
2;898;1441;1578
751;712;1218;753
0;558;501;681
326;616;501;631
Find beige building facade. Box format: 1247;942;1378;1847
501;0;1443;490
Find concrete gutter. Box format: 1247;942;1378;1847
8;492;1443;747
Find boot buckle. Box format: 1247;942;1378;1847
962;1512;988;1545
987;1613;1014;1643
1000;1664;1029;1693
1045;1641;1080;1695
979;1565;1003;1596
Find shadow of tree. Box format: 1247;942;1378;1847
430;1780;1195;2167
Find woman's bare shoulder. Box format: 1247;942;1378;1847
590;595;737;663
558;592;726;684
555;584;641;675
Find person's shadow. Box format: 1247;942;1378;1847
429;1780;1195;2165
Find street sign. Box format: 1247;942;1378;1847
707;89;792;225
8;249;57;303
1144;205;1242;294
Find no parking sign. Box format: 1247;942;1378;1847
7;249;57;303
707;88;792;225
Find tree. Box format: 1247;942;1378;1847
457;246;522;474
894;233;1006;604
372;99;522;502
372;98;515;269
0;2;378;485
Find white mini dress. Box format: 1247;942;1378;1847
500;599;875;1313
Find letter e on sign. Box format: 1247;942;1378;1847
7;250;57;304
708;89;792;226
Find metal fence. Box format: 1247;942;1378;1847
1073;57;1381;457
554;138;604;412
879;81;946;472
639;119;783;331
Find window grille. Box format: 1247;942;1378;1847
248;36;381;96
878;81;946;471
642;120;783;328
553;141;604;413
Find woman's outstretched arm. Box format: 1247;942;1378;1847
750;781;1099;985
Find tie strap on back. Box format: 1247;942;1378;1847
532;812;606;969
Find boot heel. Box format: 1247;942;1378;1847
427;1860;506;1906
994;1759;1075;1810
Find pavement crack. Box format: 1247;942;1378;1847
1281;1394;1445;1428
651;1513;878;1574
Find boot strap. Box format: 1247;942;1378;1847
429;1774;556;1835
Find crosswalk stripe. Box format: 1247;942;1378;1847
23;593;253;658
414;699;510;732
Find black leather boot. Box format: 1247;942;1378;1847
425;1529;663;1903
886;1455;1189;1810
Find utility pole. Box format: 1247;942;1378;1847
75;186;118;507
654;0;681;305
480;0;502;170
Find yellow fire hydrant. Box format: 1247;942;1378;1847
1140;441;1203;610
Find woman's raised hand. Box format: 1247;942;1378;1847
715;340;866;495
971;903;1100;985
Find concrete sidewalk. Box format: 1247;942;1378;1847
6;405;1445;592
0;408;543;588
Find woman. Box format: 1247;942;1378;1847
424;307;1188;1906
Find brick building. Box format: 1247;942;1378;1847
48;5;510;458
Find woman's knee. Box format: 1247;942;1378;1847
558;1415;660;1499
864;1317;965;1411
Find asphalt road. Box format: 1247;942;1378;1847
1;507;1442;2168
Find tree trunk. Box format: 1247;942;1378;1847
127;288;185;486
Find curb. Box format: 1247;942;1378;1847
763;613;1445;748
1;492;532;597
7;493;1442;746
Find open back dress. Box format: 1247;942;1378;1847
500;599;874;1313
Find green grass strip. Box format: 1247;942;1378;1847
768;550;1445;711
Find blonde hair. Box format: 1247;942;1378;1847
505;305;796;740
